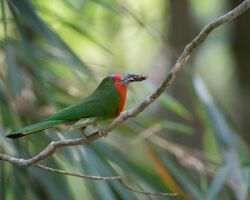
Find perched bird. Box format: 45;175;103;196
6;74;146;139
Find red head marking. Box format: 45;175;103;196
111;74;122;81
111;74;127;116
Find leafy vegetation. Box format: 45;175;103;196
0;0;249;199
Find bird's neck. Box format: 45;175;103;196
114;83;127;116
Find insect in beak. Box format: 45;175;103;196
120;74;147;84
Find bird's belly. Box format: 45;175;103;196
56;117;98;130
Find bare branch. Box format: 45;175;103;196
36;164;177;197
118;179;177;197
36;164;121;180
0;0;249;172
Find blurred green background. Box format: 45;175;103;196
0;0;250;199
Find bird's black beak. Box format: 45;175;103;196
120;74;147;84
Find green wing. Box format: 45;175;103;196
47;88;120;122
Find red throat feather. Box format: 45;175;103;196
111;74;127;115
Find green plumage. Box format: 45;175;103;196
6;77;121;139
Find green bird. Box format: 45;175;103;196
6;74;146;139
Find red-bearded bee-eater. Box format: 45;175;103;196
6;74;146;139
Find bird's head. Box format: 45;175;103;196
98;73;147;89
111;74;147;85
96;73;147;115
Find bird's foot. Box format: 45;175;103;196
98;128;108;137
80;127;90;144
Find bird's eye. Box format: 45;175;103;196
109;77;115;83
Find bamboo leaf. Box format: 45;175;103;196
8;0;91;74
205;165;231;200
145;84;192;120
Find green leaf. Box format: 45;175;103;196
193;77;234;148
159;94;192;120
79;146;119;200
8;0;92;74
159;153;201;199
145;83;192;120
160;120;193;135
37;6;113;54
5;43;24;98
192;76;246;200
205;165;231;200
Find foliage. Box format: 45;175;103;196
0;0;249;199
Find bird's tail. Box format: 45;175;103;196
6;120;64;139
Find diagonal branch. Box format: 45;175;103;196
0;0;250;170
36;164;177;196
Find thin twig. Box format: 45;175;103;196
133;123;220;167
36;164;121;180
36;164;177;197
118;179;177;197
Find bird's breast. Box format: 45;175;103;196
114;83;127;115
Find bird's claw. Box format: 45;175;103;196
98;128;108;137
80;127;90;144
